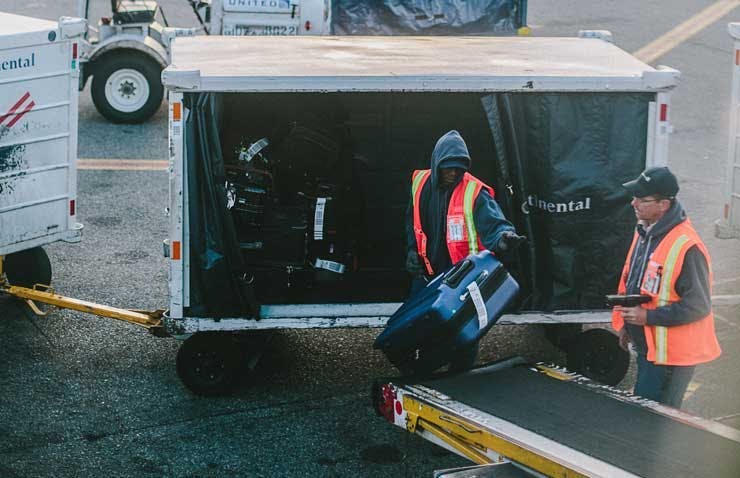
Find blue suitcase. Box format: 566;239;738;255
374;251;519;375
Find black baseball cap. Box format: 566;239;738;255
622;166;679;198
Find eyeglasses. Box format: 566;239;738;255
632;197;663;204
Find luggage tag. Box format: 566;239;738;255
314;198;326;240
447;215;466;242
466;282;488;330
641;260;663;295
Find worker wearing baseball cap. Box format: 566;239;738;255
612;166;721;408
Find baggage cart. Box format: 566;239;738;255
716;22;740;239
157;31;679;394
0;13;86;289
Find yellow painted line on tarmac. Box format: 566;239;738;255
633;0;740;64
682;380;702;402
77;159;168;171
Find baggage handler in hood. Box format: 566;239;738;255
404;130;526;370
613;166;721;408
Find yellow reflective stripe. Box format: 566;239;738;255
654;234;690;364
655;326;668;364
463;181;478;253
411;170;429;207
658;235;690;306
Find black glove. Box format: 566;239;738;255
405;250;425;276
495;231;527;255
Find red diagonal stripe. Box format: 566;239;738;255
6;100;35;128
0;92;31;126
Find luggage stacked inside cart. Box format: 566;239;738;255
224;121;361;302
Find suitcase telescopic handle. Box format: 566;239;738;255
458;270;489;302
443;259;474;288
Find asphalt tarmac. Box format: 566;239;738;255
2;1;740;477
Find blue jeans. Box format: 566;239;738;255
634;354;695;408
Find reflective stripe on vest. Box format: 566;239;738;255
463;180;479;254
411;170;434;275
411;170;494;275
654;234;690;363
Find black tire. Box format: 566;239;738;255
566;329;630;386
176;333;244;396
4;247;52;288
90;51;164;124
543;323;583;350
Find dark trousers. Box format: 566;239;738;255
634;354;696;408
409;276;479;372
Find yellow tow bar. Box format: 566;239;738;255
1;280;165;336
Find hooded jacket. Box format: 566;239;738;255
405;130;514;274
621;200;712;354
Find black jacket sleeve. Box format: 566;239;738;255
646;246;712;326
473;189;515;251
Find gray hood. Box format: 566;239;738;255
430;130;471;188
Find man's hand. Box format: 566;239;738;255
405;251;425;276
495;231;527;254
618;328;632;352
620;306;648;326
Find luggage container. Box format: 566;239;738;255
717;22;740;239
160;32;679;394
0;13;86;288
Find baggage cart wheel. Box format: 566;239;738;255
176;332;244;396
4;247;52;288
566;329;629;386
543;323;582;350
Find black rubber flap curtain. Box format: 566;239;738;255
332;0;524;35
481;93;651;311
184;93;257;318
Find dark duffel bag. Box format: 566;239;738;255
374;251;519;375
274;124;342;178
240;205;308;266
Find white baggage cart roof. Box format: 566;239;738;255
163;35;679;93
0;12;59;47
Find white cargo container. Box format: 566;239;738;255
717;22;740;239
211;0;330;36
0;13;86;285
161;33;679;394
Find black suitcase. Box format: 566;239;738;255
374;251;519;375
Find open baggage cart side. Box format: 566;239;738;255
160;32;680;395
372;358;740;477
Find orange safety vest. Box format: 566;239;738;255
612;219;721;366
411;169;495;276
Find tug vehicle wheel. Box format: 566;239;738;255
91;51;163;124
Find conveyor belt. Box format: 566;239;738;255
419;364;740;478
